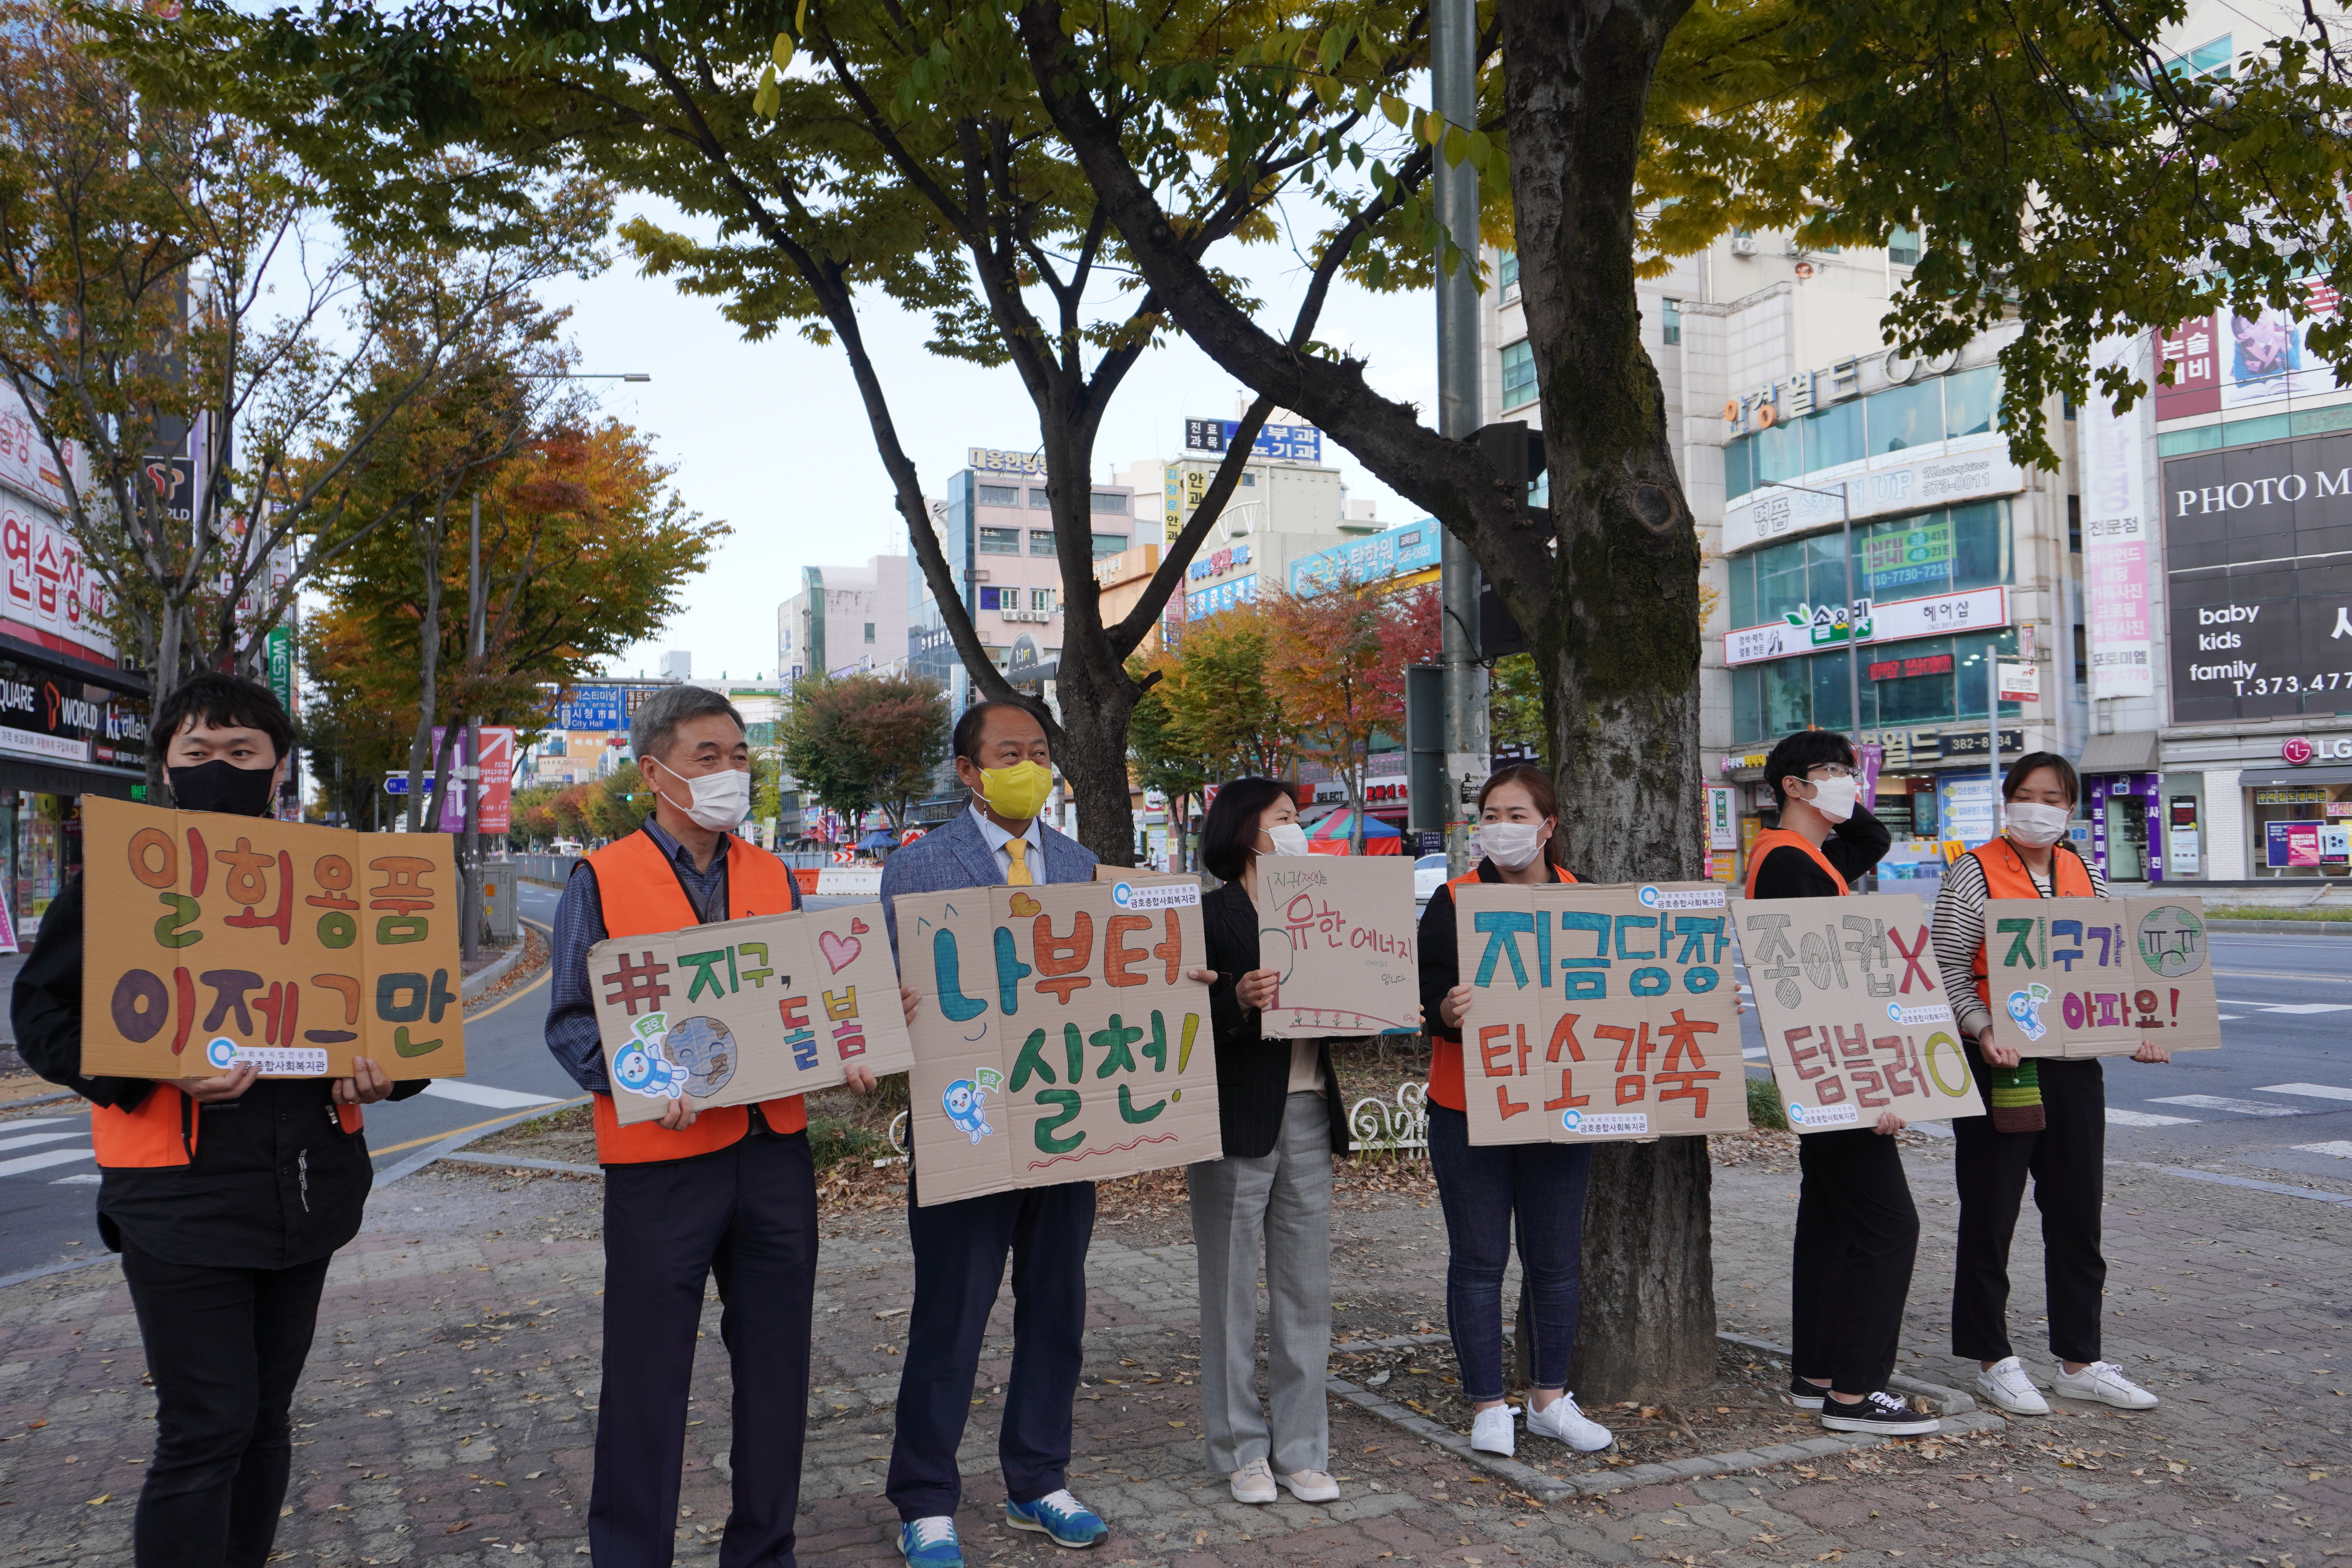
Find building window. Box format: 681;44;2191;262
1501;339;1537;409
863;622;876;643
1029;529;1056;554
1028;487;1052;508
1941;365;2000;439
1867;379;1942;454
1662;298;1681;346
1724;433;1752;501
978;527;1022;555
1090;533;1128;558
1031;588;1056;613
1729;630;2022;743
978;586;1006;610
1240;472;1256;486
978;483;1021;507
1499;249;1519;300
1887;227;1921;266
2067;493;2082;554
1089;490;1129;515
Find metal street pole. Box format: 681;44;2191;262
1434;0;1487;874
1761;478;1862;742
462;493;483;962
1987;642;2001;844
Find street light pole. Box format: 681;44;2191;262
1761;477;1864;743
1434;0;1486;873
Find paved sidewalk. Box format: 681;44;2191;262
0;1139;2344;1566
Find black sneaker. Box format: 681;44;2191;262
1787;1374;1828;1410
1819;1390;1939;1436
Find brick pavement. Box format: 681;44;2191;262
0;1139;2344;1567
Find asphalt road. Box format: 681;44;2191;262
1;889;2347;1282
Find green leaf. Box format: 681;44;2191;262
1381;94;1409;129
795;0;810;37
771;33;794;71
1443;125;1470;167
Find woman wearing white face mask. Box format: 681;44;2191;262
1931;752;2169;1417
1188;779;1352;1505
1417;766;1615;1459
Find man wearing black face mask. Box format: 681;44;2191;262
12;671;430;1568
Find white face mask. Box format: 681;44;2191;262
2004;800;2072;847
1802;775;1859;823
1260;822;1310;857
1476;820;1548;871
648;759;751;833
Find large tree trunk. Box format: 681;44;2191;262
1503;0;1713;1394
1051;642;1140;868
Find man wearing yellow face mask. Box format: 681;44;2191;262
877;701;1107;1565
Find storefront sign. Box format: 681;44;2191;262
1707;785;1739;850
1724;450;2026;555
1183;419;1322;463
2080;334;2156;697
0;657;147;770
2266;820;2352;867
1290;523;1441;593
1998;662;2040;702
0;381;89;513
0;499;115;662
2282;735;2352;765
967;448;1046;475
1724;586;2008;666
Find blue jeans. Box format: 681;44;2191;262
1426;1103;1593;1402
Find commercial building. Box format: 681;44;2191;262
775;556;908;684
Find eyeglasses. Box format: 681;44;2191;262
1806;764;1858;780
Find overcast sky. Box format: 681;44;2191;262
543;196;1437;685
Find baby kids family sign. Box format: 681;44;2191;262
899;879;1220;1204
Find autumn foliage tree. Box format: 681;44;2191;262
778;673;951;840
1262;581;1438;854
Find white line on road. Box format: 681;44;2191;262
419;1082;564;1111
2150;1095;2308;1118
2258;1083;2352;1103
0;1118;73;1131
2215;1000;2352;1014
2107;1108;2200;1127
0;1131;85;1155
47;1174;98;1185
2292;1141;2352;1159
0;1148;93;1178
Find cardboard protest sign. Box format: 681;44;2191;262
587;902;913;1124
1454;881;1748;1144
1732;892;1985;1132
1254;857;1420;1036
80;797;465;1080
1982;896;2223;1059
898;879;1220;1205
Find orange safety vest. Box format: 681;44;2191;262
1429;863;1578;1113
1742;828;1848;899
586;829;809;1163
1965;835;2097;1007
92;1085;361;1169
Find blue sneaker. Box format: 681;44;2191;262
1004;1490;1108;1548
898;1515;964;1568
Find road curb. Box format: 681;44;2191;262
439;1152;603;1178
461;939;526;1002
2206;918;2352;936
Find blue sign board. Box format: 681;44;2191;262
1183;418;1323;464
382;774;439;797
1184;573;1259;621
1289;519;1443;594
552;684;627;732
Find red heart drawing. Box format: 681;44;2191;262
850;918;870;935
819;930;861;973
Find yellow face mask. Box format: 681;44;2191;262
976;760;1054;822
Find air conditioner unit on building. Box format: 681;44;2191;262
1730;234;1759;256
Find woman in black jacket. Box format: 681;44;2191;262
1188;777;1350;1508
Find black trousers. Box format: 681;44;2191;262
1791;1127;1920;1397
120;1241;333;1568
1951;1055;2107;1365
591;1131;818;1568
887;1172;1094;1521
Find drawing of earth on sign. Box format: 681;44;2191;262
662;1016;738;1097
2137;906;2208;978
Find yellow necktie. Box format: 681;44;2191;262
1004;837;1034;886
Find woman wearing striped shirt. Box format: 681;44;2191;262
1930;751;2171;1416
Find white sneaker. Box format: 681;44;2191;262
1469;1404;1517;1457
1228;1456;1276;1504
1525;1392;1614;1452
2051;1361;2159;1409
1975;1356;2051;1416
1279;1468;1339;1503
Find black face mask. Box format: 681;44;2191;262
169;758;278;817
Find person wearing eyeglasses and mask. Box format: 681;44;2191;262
876;700;1109;1566
1185;779;1352;1505
1416;765;1615;1460
13;673;423;1568
1747;731;1936;1438
544;682;914;1567
1929;751;2167;1417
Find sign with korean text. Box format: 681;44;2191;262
551;684;627;733
2082;334;2156;697
1733;893;1984;1131
1254;858;1420;1037
1724;587;2007;666
80;799;465;1080
897;881;1219;1205
430;726;516;834
588;902;912;1124
1183;418;1323;463
1984;897;2223;1058
1455;882;1748;1145
0;497;114;662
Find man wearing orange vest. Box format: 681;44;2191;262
13;671;421;1568
1745;731;1936;1438
543;682;914;1568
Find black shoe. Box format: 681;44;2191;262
1788;1374;1828;1410
1819;1390;1939;1436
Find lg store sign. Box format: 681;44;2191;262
2283;736;2352;764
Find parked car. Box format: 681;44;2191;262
1414;853;1449;904
550;838;584;857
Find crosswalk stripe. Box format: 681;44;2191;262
2291;1141;2352;1159
419;1082;564;1110
0;1118;73;1131
2258;1083;2352;1103
2150;1094;2306;1118
2107;1108;2200;1127
2215;1000;2352;1014
0;1148;93;1178
0;1131;83;1155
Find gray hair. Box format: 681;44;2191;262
632;684;746;762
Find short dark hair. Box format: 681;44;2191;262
953;698;1048;762
2003;750;2081;807
632;684;744;762
1763;730;1857;811
154;671;290;766
1199;777;1295;881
